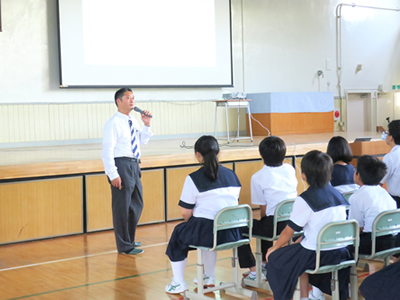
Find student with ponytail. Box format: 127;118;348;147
165;135;242;294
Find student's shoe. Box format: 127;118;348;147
193;275;216;287
242;271;251;278
165;280;188;294
308;287;325;300
123;248;144;255
246;272;266;281
134;241;141;247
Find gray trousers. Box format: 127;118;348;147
110;157;143;253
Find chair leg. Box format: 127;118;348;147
350;265;358;300
331;270;340;300
197;249;204;295
255;238;263;286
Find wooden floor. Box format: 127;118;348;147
0;210;380;300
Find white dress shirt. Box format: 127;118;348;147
381;145;400;197
251;164;298;216
348;185;396;232
102;111;153;180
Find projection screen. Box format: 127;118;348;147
57;0;233;88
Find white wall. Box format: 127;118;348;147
1;0;400;144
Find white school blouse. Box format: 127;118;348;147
348;185;396;233
251;164;298;216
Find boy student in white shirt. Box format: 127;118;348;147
348;155;396;254
381;119;400;207
237;136;298;281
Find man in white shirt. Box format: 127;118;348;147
101;88;153;254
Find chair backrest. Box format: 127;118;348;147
370;209;400;257
210;204;252;251
310;220;359;274
342;190;356;202
271;199;296;239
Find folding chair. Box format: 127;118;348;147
242;199;300;291
292;220;360;300
184;204;258;300
358;209;400;270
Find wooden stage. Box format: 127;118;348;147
0;131;388;299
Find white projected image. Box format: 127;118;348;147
82;0;216;67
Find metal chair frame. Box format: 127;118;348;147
184;204;258;300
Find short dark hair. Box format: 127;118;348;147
388;120;400;145
327;136;353;163
258;136;286;167
114;87;132;106
356;155;387;185
301;150;333;188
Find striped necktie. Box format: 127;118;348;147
128;120;140;158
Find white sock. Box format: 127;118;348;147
170;258;187;284
311;286;323;297
250;271;256;276
203;251;217;277
301;298;309;300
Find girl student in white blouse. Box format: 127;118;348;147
165;135;242;294
266;150;351;300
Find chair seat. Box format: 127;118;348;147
190;239;250;252
359;247;400;260
306;260;356;274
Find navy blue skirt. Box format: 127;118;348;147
360;260;400;300
165;216;241;262
266;243;352;300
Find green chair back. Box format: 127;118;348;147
204;204;252;251
308;220;359;274
366;209;400;259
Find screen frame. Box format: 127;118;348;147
56;0;233;89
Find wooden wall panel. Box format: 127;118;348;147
295;156;308;195
86;169;165;232
166;166;200;221
0;177;83;244
248;112;334;136
139;169;165;224
86;175;113;232
234;160;264;207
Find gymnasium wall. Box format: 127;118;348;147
1;0;400;145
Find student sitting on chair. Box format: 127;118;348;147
237;136;298;281
348;155;396;254
327;136;359;193
165;135;242;294
381;119;400;207
266;150;351;300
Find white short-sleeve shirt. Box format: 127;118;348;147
381;145;400;197
348;185;396;232
179;166;241;220
251;164;298;216
289;196;347;251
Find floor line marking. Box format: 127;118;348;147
6;257;231;300
0;242;168;272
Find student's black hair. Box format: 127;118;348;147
194;135;220;181
388;120;400;145
356;155;387;185
301;150;333;188
258;136;286;167
326;136;353;163
114;87;132;106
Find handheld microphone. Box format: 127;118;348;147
133;106;153;118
